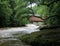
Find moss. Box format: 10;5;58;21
20;27;60;46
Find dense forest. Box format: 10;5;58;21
32;0;60;26
0;0;31;27
0;0;60;27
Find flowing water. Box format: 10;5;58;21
0;24;39;46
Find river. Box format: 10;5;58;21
0;24;39;46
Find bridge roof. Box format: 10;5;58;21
29;16;44;22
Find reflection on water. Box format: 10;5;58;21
0;24;39;46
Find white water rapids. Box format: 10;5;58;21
0;24;39;46
0;24;39;38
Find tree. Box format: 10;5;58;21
40;0;60;26
9;0;31;26
0;0;12;27
30;0;60;26
0;0;32;27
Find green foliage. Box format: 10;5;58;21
33;5;49;18
0;0;31;27
0;0;12;27
9;0;31;26
32;0;60;26
0;0;60;27
45;1;60;26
